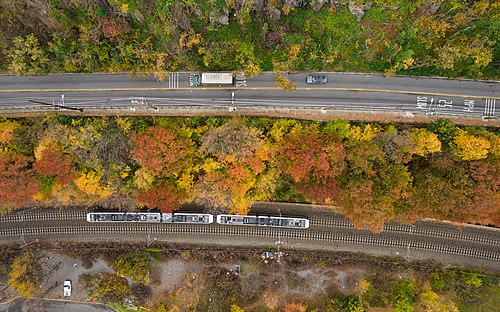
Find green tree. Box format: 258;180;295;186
390;280;416;312
426;119;458;147
80;273;130;302
345;296;366;312
435;35;494;77
10;34;49;75
323;117;351;139
114;253;151;284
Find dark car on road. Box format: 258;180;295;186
306;74;328;84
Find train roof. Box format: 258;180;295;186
217;214;309;228
87;212;161;222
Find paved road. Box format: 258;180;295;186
0;298;115;312
0;72;497;119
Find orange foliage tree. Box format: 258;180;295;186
338;135;412;232
136;180;184;213
197;119;271;214
283;303;307;312
0;151;39;210
132;126;195;177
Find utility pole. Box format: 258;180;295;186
275;208;284;262
147;233;157;247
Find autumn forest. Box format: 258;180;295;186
0;0;498;79
0;116;498;232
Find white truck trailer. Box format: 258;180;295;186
190;72;234;86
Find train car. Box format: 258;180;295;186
217;214;309;229
162;213;214;224
86;212;162;222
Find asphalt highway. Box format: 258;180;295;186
0;72;498;119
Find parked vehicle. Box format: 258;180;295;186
306;74;328;84
63;280;72;296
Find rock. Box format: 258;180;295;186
348;0;373;22
133;10;145;23
253;0;264;11
270;8;281;22
417;0;443;17
310;0;329;12
209;7;230;26
284;0;310;8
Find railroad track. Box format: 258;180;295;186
311;217;500;247
0;210;87;222
1;212;498;248
1;224;498;262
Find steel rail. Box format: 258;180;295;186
310;217;500;247
1;212;498;248
0;210;87;222
0;224;498;262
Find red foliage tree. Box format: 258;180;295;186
278;129;344;183
0;152;39;209
136;180;183;213
277;127;344;204
34;147;75;185
132;127;195;177
294;178;341;205
463;160;500;226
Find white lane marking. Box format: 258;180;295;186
464;99;474;112
484;98;496;116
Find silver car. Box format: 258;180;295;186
306;74;328;84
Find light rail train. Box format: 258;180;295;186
86;212;309;229
217;214;309;229
86;212;213;224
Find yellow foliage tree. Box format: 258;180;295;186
176;172;195;193
0;120;20;144
8;253;42;298
410;128;442;157
230;305;245;312
451;130;490;161
51;183;87;205
419;289;459;312
244;60;261;78
354;279;371;297
75;171;113;198
346;124;378;141
134;168;155;190
275;72;296;92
